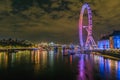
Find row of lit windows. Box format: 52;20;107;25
98;36;120;49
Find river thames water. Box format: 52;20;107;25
0;49;120;80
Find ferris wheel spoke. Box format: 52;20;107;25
79;3;97;50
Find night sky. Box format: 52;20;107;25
0;0;120;44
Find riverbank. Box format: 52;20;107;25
92;51;120;60
0;47;39;53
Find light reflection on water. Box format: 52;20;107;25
0;50;120;80
77;54;93;80
0;52;8;68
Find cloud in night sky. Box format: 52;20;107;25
0;0;120;44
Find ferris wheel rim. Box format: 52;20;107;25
79;3;92;48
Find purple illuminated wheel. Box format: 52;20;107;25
79;3;97;49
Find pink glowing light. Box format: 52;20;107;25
79;3;97;49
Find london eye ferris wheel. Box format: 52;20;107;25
79;3;97;50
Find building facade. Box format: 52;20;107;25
98;31;120;50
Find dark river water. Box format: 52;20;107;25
0;49;120;80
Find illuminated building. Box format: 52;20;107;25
39;42;48;47
48;42;55;46
98;30;120;50
112;31;120;49
98;35;110;50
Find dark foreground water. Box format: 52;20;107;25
0;49;120;80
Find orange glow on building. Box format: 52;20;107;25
109;36;113;49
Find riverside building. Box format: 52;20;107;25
98;30;120;50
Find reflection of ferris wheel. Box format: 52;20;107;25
79;3;97;49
